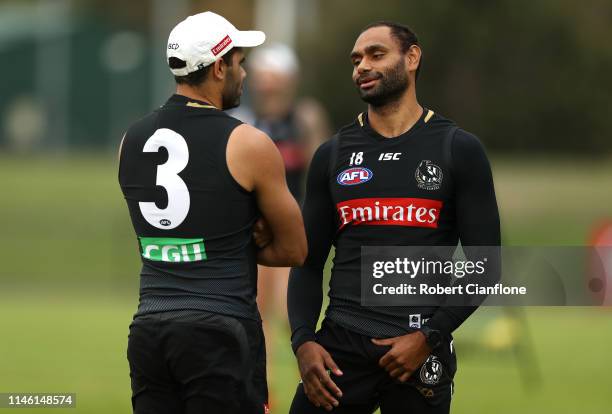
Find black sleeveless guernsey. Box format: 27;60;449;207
119;94;260;321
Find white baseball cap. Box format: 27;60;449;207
167;11;266;76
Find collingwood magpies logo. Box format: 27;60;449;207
415;160;443;190
420;355;443;385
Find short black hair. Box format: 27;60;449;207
170;48;237;86
361;21;421;80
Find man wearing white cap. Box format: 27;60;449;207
119;11;306;414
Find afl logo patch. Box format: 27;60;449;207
337;167;373;186
415;160;443;190
420;355;443;385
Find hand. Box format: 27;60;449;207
253;218;272;248
296;341;343;411
371;331;432;383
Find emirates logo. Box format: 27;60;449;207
211;35;232;56
336;197;442;230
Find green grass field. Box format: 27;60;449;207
1;154;611;413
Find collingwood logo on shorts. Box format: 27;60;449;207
415;160;443;190
420;355;443;385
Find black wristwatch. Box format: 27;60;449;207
419;326;442;349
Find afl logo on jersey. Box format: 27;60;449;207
337;167;373;186
415;160;443;190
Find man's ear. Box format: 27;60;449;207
212;58;226;81
406;44;421;73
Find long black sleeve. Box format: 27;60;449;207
425;129;501;337
288;140;336;353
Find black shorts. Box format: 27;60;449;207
127;310;268;414
290;319;456;414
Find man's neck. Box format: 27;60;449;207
175;84;221;109
367;89;422;138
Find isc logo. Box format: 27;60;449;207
337;167;373;186
379;152;402;161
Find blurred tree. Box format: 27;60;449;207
297;0;612;153
1;0;610;153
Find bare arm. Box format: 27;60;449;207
227;124;307;266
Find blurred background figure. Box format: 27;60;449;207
233;42;330;201
589;222;612;305
232;42;331;333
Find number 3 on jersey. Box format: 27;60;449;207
139;128;190;230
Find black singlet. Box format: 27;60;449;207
119;94;260;321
